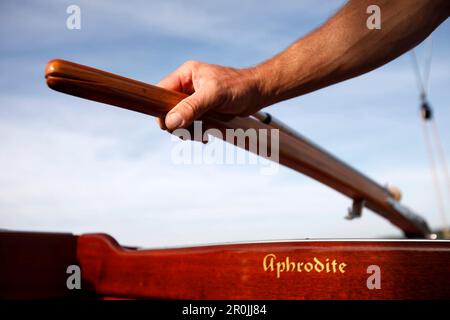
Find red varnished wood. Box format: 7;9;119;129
77;234;450;299
44;59;431;237
2;231;449;299
0;231;79;299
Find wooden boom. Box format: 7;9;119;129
45;59;432;238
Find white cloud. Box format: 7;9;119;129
0;0;345;55
2;95;447;247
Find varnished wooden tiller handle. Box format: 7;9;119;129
45;59;432;238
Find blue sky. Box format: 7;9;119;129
1;0;449;247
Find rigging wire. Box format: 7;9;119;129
431;120;450;224
411;37;450;238
420;120;448;234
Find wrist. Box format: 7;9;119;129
242;64;277;110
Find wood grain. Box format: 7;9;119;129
45;59;430;237
76;233;450;299
3;232;449;299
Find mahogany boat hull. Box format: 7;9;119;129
1;231;449;299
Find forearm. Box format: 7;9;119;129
252;0;449;107
157;0;449;130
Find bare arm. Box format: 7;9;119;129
157;0;449;131
254;0;449;105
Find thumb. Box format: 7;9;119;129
165;92;209;131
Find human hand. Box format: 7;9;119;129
156;60;263;131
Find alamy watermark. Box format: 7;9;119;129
366;264;381;290
170;121;280;175
366;5;381;29
66;5;81;30
66;264;81;290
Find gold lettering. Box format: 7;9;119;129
286;257;296;272
331;260;338;273
339;262;347;273
263;253;276;272
314;257;324;272
262;254;347;278
304;262;313;272
277;261;285;278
